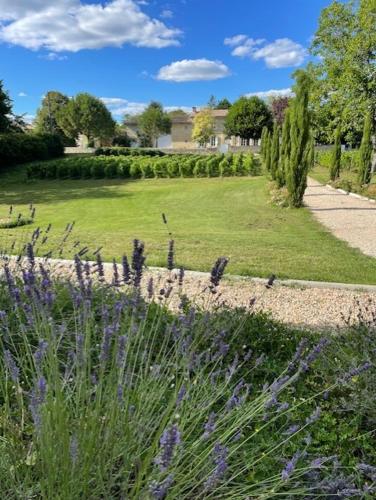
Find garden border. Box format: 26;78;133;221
325;183;376;204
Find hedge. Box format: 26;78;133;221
26;153;261;180
0;133;64;169
315;149;359;171
95;147;165;157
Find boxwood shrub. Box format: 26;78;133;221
95;147;165;157
0;133;64;169
26;153;261;180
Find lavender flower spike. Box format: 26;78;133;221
155;425;181;472
4;350;20;383
204;442;228;490
281;450;302;481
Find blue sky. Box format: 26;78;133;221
0;0;332;121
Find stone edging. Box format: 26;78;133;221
325;184;376;204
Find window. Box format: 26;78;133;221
210;136;217;147
241;138;249;146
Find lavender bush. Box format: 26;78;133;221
0;233;374;498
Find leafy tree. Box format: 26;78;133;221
225;96;272;142
277;108;291;188
112;124;133;147
35;91;74;146
192;108;215;147
269;96;291;126
260;126;269;159
138;102;171;147
58;93;116;144
270;123;280;180
309;0;376;150
330;125;342;181
215;98;232;110
0;80;14;133
168;109;189;118
286;71;313;208
358;112;373;185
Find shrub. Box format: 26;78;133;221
95;147;165;157
0;133;64;169
193;158;207;177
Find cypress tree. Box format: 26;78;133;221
286;71;312;208
270;123;280;180
358;112;373;185
276;108;291;188
264;131;272;172
260;126;268;159
330;125;341;181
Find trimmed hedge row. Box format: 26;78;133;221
315;149;359;171
0;133;64;169
26;153;261;180
95;147;165;157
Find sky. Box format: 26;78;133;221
0;0;333;122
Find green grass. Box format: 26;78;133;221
1;167;376;284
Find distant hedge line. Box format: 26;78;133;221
26;153;261;180
0;133;64;169
315;149;359;171
95;147;165;157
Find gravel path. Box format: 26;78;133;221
2;257;375;331
304;178;376;258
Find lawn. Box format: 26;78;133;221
1;167;376;284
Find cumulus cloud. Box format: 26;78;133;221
101;97;191;117
160;9;173;19
0;0;181;52
18;91;27;97
225;34;306;68
157;59;231;82
246;88;293;99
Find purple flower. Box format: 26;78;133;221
281;451;302;481
100;326;114;364
117;385;124;403
176;385;186;405
147;277;154;299
34;340;48;371
305;407;321;425
300;338;330;372
155;425;181;472
149;474;174;499
112;259;120;287
341;362;373;383
226;380;245;411
4;350;20;383
357;463;376;481
283;424;300;436
209;257;228;290
116;336;127;367
204;442;228;490
29;376;47;431
122;255;131;284
95;254;105;282
203;412;216;440
132;239;146;287
167;240;174;271
178;267;185;287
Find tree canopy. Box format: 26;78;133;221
58;93;116;144
225;96;272;140
308;0;376;146
192;108;215;146
137;102;171;147
35;91;74;145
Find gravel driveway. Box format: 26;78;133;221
304;178;376;258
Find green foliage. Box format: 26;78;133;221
270;124;280;180
95;147;165;157
286;71;313;208
330;126;342;181
309;0;376;146
26;153;262;181
358;112;373;185
192;108;215;146
216;98;232;109
316;149;359;172
0;80;13;133
260;126;269;160
0;133;64;168
277;109;291;188
264;132;272;173
34;91;75;146
137;102;171;148
57;93;116;143
225;96;273;141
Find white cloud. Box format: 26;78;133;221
225;34;306;68
18;91;27;97
41;52;68;61
246;88;293;99
23;114;35;124
0;0;181;52
157;59;231;82
224;34;248;47
160;9;173;19
101;97;192;117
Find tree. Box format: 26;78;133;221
260;126;269;159
358;112;373;185
264;131;272;173
215;98;232;110
270;124;280;180
192;108;215;147
58;93;116;145
0;80;14;133
286;71;313;208
330;125;342;181
207;95;217;109
35;91;74;145
269;96;291;126
277;108;291;188
138;102;171;147
309;0;376;152
225;96;272;142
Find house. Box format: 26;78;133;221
125;108;260;151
